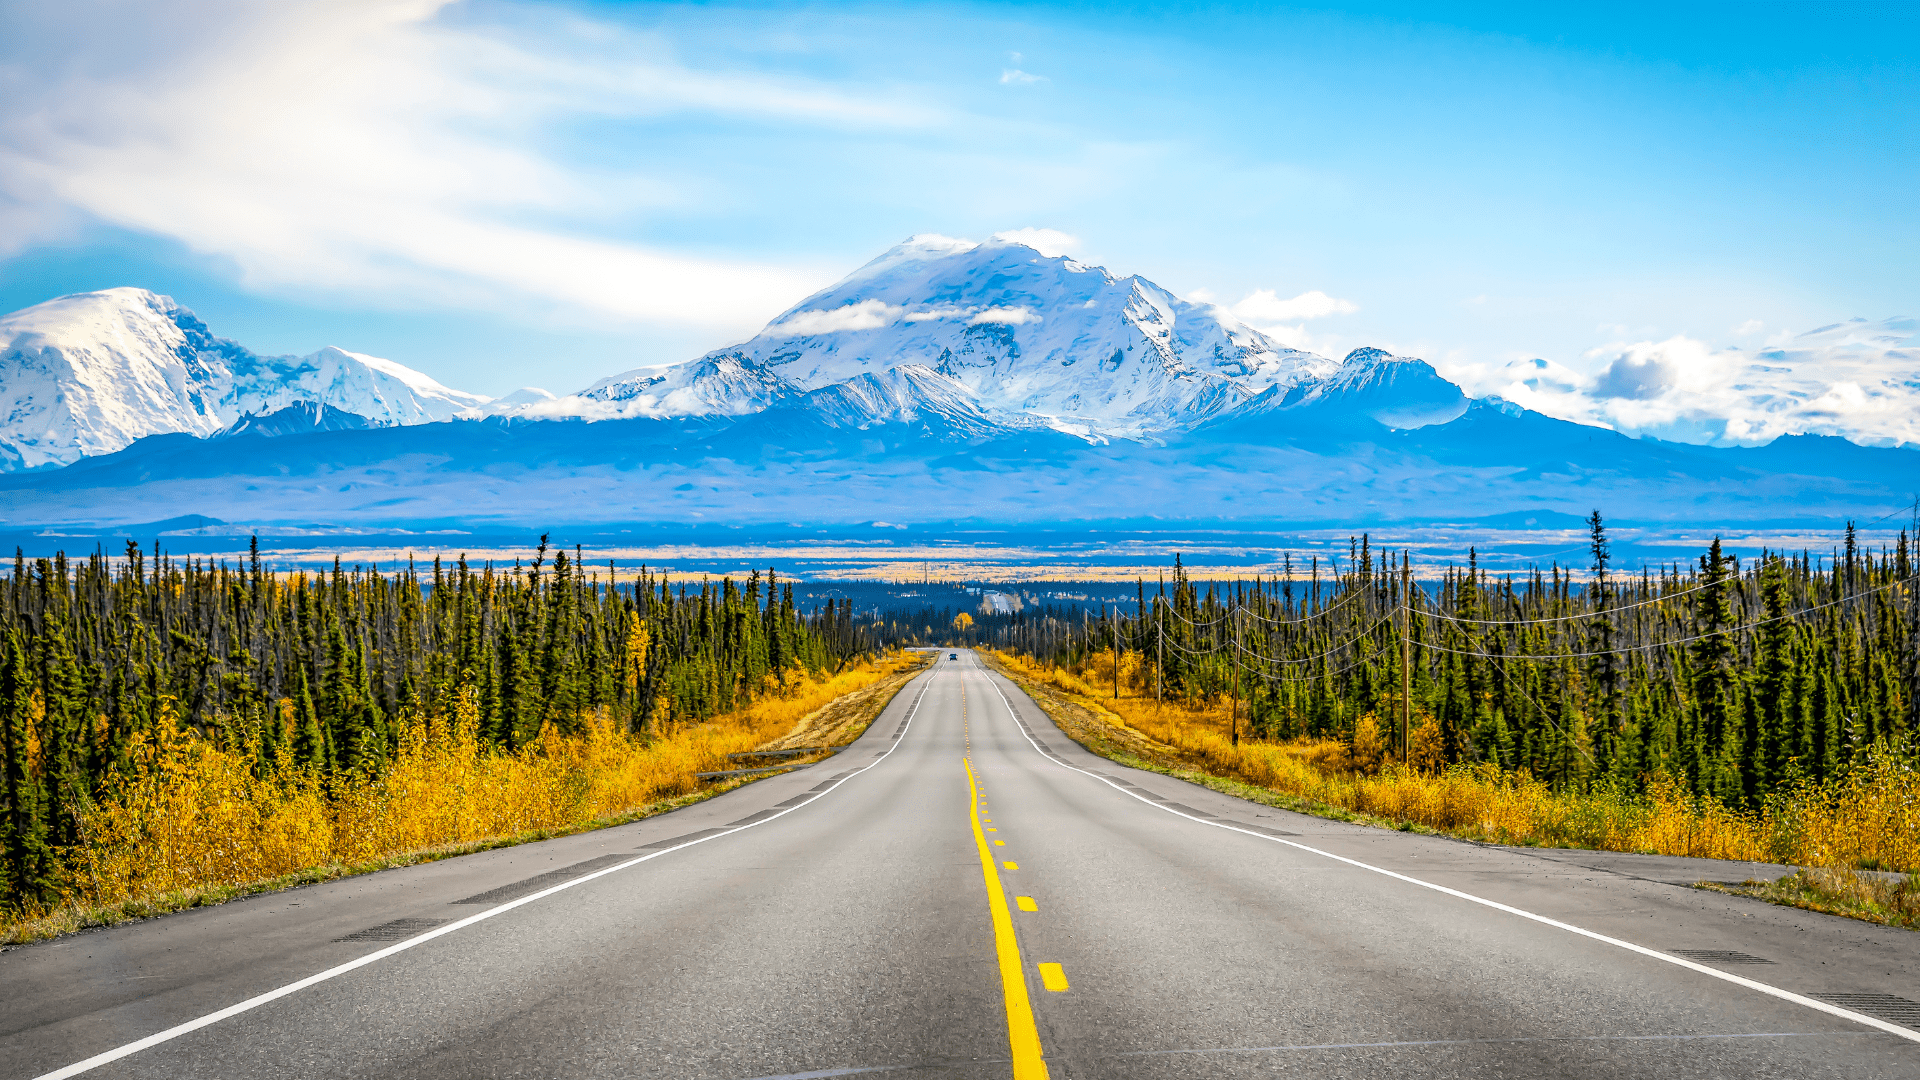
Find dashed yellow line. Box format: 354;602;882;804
1016;896;1038;912
1038;963;1070;992
965;757;1048;1079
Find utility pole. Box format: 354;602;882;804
1155;603;1163;703
1232;601;1242;746
1400;551;1412;765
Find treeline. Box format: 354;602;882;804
985;519;1919;808
1;536;857;907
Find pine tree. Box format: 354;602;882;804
1;628;53;908
1750;555;1795;801
1689;538;1738;801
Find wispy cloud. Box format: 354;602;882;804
1000;69;1049;86
969;306;1041;325
0;1;934;329
1198;287;1360;355
990;227;1078;257
767;299;901;337
1232;289;1359;323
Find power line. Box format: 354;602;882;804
1419;571;1916;661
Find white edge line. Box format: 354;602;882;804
968;658;1920;1047
34;668;945;1080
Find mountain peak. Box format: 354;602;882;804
0;287;488;470
218;401;371;439
1342;346;1400;366
595;232;1333;438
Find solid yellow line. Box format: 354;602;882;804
966;758;1049;1080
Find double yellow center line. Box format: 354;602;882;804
964;757;1049;1080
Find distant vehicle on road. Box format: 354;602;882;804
949;653;958;660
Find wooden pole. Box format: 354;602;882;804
1156;603;1163;702
1401;552;1412;764
1232;602;1242;746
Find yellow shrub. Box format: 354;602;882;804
992;649;1917;871
58;653;918;916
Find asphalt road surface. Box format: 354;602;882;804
5;651;1918;1079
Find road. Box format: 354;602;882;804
4;651;1918;1079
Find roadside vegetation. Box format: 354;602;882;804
1;537;919;943
982;517;1919;928
1702;867;1920;930
994;651;1918;868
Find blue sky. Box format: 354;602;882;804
1;0;1914;406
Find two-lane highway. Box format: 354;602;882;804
4;651;1917;1078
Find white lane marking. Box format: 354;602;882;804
34;666;948;1080
965;658;1920;1048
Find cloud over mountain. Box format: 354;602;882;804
1464;317;1920;447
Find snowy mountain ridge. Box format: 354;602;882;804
0;237;1477;472
575;234;1340;438
0;288;489;470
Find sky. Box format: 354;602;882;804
1;0;1915;442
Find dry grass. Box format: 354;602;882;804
1704;867;1920;930
991;650;1920;872
4;653;926;946
756;651;932;751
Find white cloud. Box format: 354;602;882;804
969;306;1041;326
1457;317;1920;447
1591;345;1684;400
768;299;899;336
0;1;931;330
1232;288;1359;323
991;227;1079;257
1000;69;1049;86
902;306;971;322
1212;287;1358;356
892;302;1041;326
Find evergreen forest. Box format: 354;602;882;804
1;536;861;910
976;518;1918;809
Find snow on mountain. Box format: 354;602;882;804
217;401;372;439
493;387;558;407
769;364;1019;439
583;234;1337;437
575;352;796;418
0;288;488;470
1215;347;1469;435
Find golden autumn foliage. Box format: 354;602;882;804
993;650;1920;872
15;653;919;937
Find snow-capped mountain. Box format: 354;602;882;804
763;364;1022;440
1205;347;1469;438
217;401;371;439
0;288;489;470
578;353;795;418
582;234;1336;437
